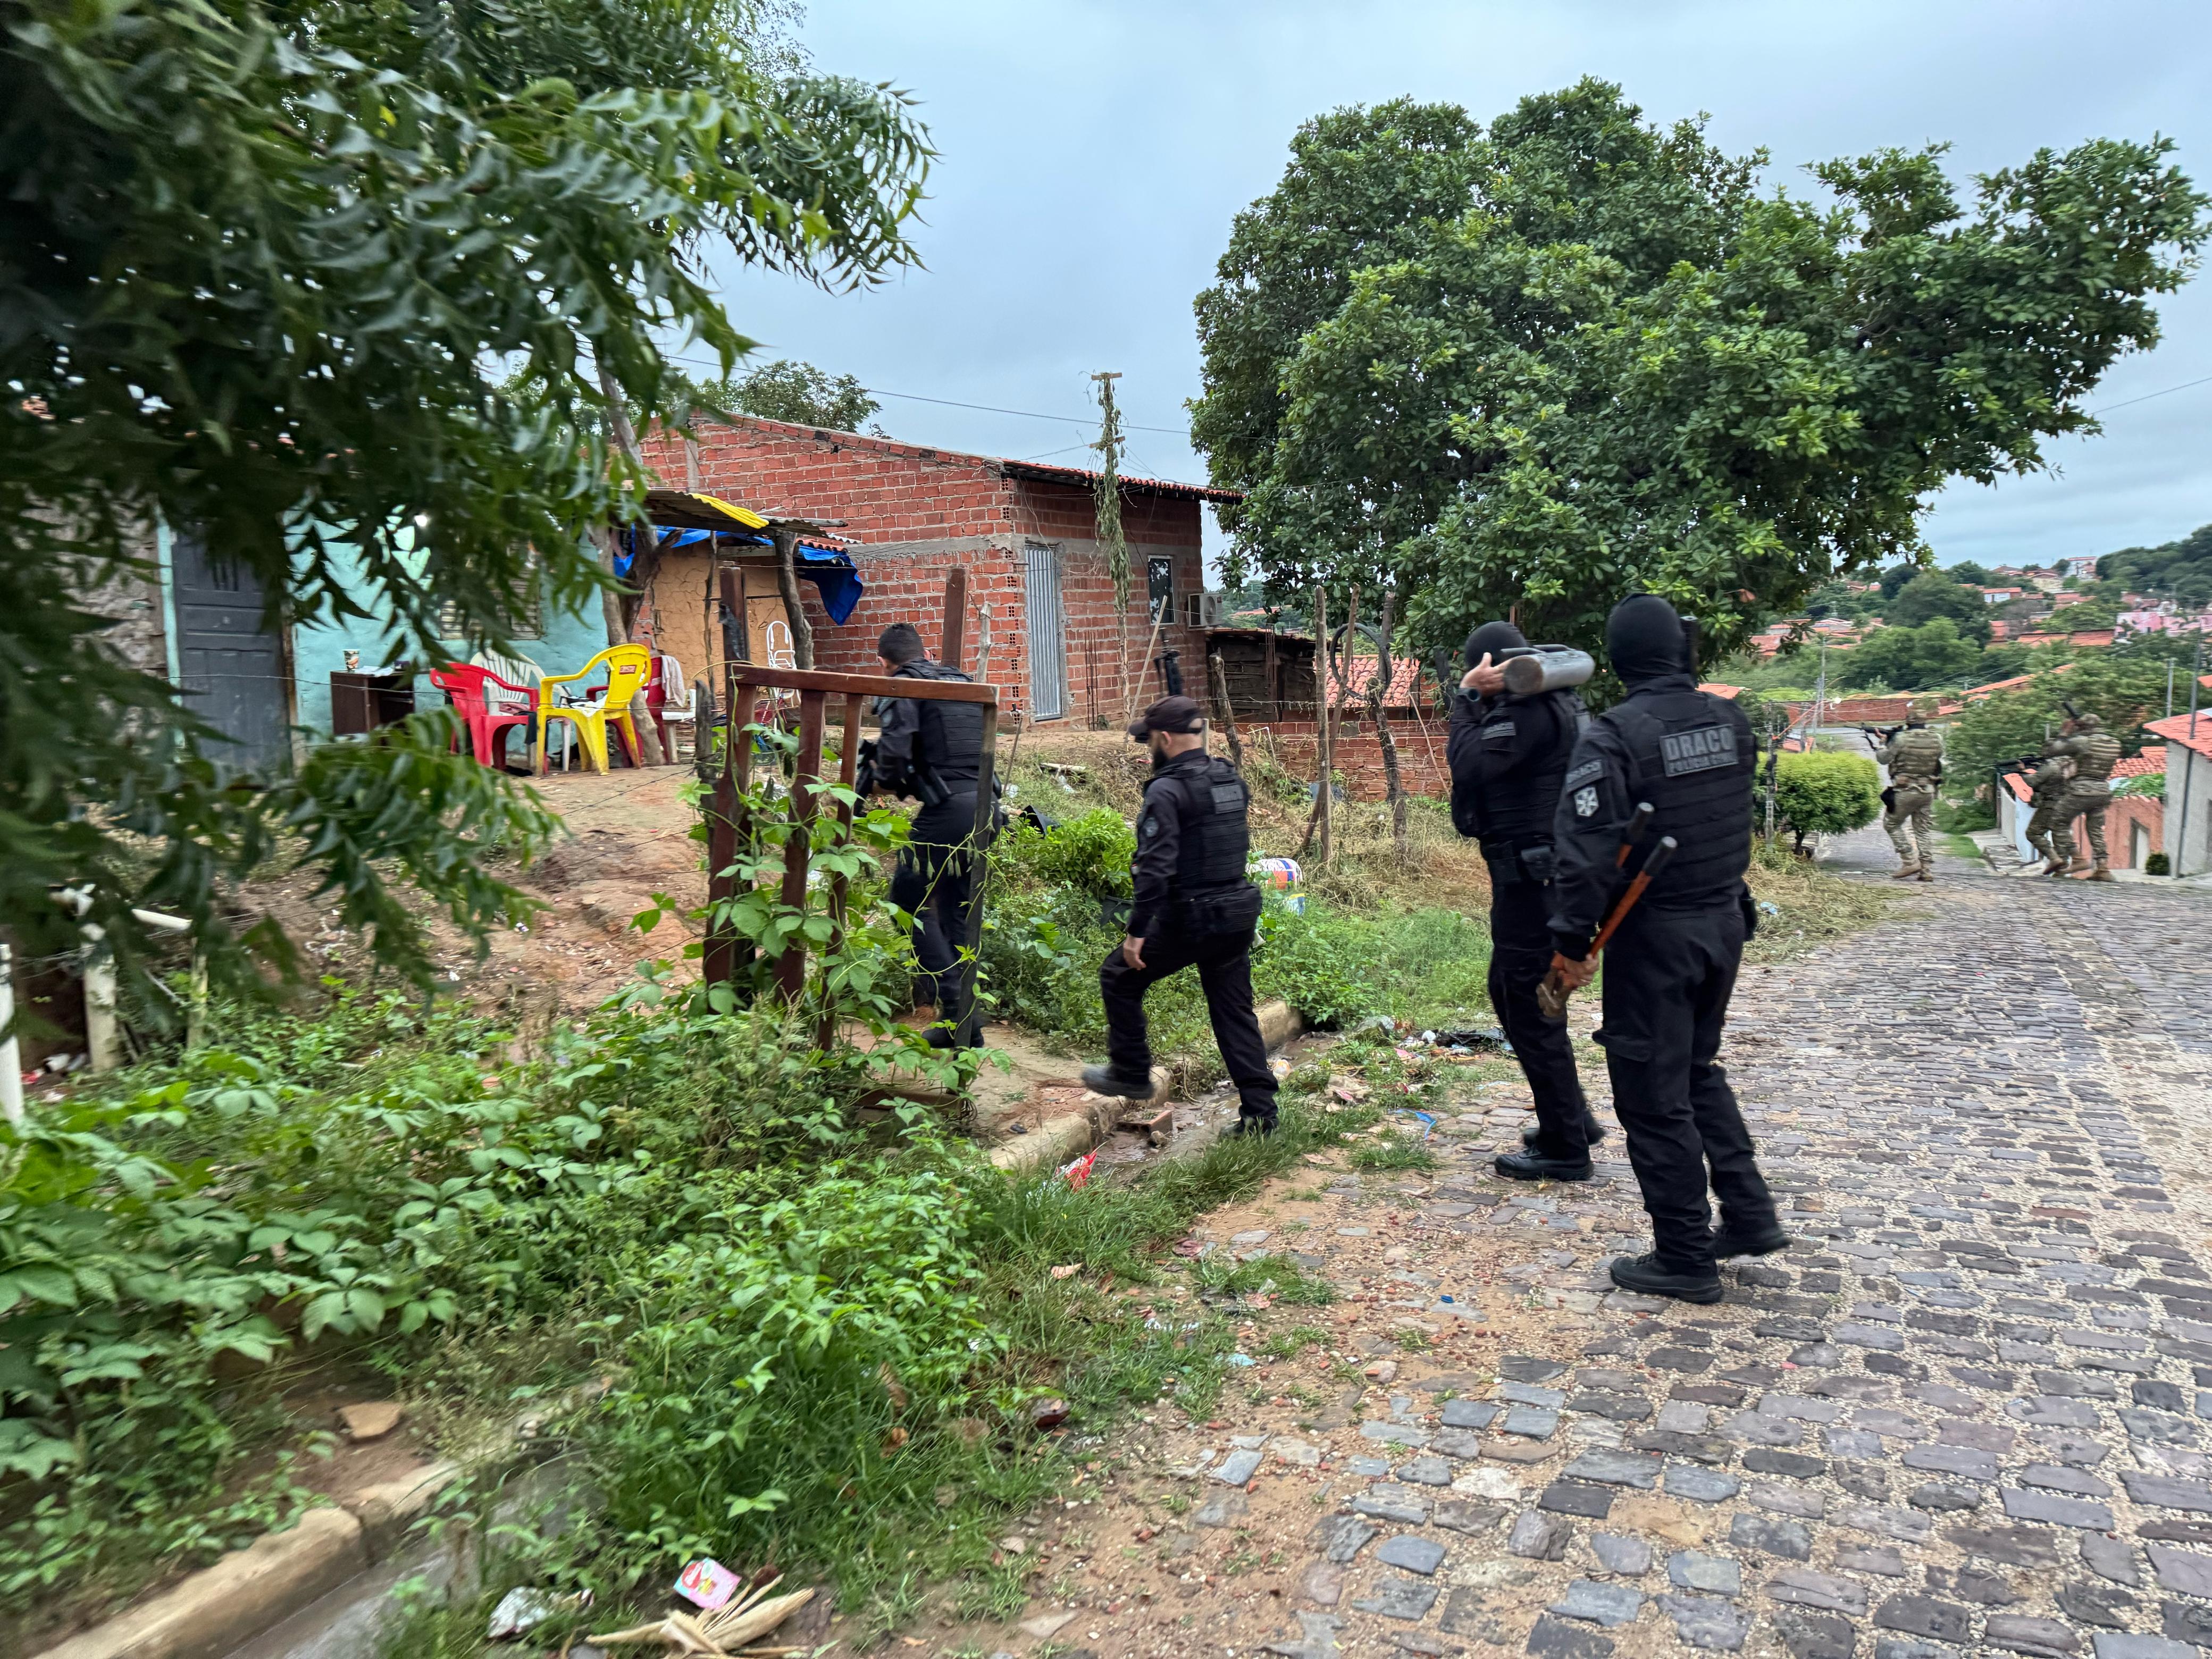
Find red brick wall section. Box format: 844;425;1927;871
1013;478;1206;722
1236;717;1452;802
635;416;1211;725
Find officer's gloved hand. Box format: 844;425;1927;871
1548;951;1596;992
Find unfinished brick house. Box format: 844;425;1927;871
634;414;1237;725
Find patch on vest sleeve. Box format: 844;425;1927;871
1659;725;1737;777
1211;782;1246;813
1141;814;1160;837
1572;785;1599;818
1564;758;1603;788
1481;718;1515;745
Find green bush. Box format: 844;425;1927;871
1774;751;1882;851
2147;851;2172;875
992;808;1135;900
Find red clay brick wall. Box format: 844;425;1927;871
1236;717;1452;801
1013;478;1206;723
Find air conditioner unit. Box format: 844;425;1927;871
1196;591;1227;627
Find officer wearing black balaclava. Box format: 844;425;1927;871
872;621;987;1046
1446;619;1605;1179
1548;595;1787;1303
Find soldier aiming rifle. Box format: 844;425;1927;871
1872;713;1945;881
2041;702;2122;879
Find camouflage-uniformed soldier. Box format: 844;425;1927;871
2021;752;2076;870
2045;713;2125;881
1876;717;1945;881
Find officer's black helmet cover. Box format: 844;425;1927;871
1605;594;1688;686
1464;620;1528;670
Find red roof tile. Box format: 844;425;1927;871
2145;713;2212;762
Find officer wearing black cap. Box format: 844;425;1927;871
1082;695;1279;1135
1548;594;1786;1303
1447;619;1605;1180
872;621;986;1046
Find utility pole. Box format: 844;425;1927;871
2177;641;2202;879
1808;635;1831;748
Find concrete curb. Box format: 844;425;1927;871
36;1507;369;1659
35;1446;489;1659
986;999;1305;1174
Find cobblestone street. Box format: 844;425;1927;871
983;842;2212;1659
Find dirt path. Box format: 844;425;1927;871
909;838;2212;1659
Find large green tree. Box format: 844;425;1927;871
1191;79;2205;666
3;0;929;995
1887;572;1992;640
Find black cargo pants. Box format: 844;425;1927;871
887;794;978;1035
1487;876;1594;1157
1596;898;1778;1275
1098;924;1279;1121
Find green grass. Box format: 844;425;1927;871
1348;1130;1441;1172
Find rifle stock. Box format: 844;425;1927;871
1538;835;1680;1020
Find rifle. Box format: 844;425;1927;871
1860;724;1904;749
1538;836;1680;1020
2059;697;2084;724
1157;648;1185;698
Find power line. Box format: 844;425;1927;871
2091;372;2212;415
660;349;1193;436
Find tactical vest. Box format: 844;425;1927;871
894;660;984;785
1888;726;1943;783
1155;754;1252;892
1470;688;1585;850
2065;731;2123;782
1601;688;1755;908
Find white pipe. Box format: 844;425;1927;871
82;924;121;1074
131;908;192;933
1;941;21;1126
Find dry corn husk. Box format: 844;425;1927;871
704;1587;814;1649
589;1584;815;1656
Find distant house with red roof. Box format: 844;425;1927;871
2144;713;2212;877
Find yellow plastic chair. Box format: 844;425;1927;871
536;644;651;775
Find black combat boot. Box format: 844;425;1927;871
1494;1146;1593;1183
1082;1065;1154;1101
1710;1222;1792;1259
1608;1252;1723;1304
1225;1111;1276;1139
1523;1111;1607;1150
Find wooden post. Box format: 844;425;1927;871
1319;585;1336;866
1125;599;1170;724
718;564;748;665
816;692;865;1045
703;668;756;992
953;700;1002;1049
1370;589;1409;858
1210;651;1245;772
771;525;816;671
941;568;968;671
775;690;827;1000
1263;611;1279;721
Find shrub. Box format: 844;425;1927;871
993;808;1135;900
1773;751;1882;851
2147;851;2172;875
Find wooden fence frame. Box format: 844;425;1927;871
698;662;1000;1048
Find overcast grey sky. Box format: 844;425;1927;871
701;0;2212;574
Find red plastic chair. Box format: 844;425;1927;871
429;663;538;768
644;651;691;760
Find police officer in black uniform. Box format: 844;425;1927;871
871;622;986;1047
1081;695;1279;1136
1548;596;1787;1303
1447;619;1606;1180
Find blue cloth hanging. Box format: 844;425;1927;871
795;544;863;625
